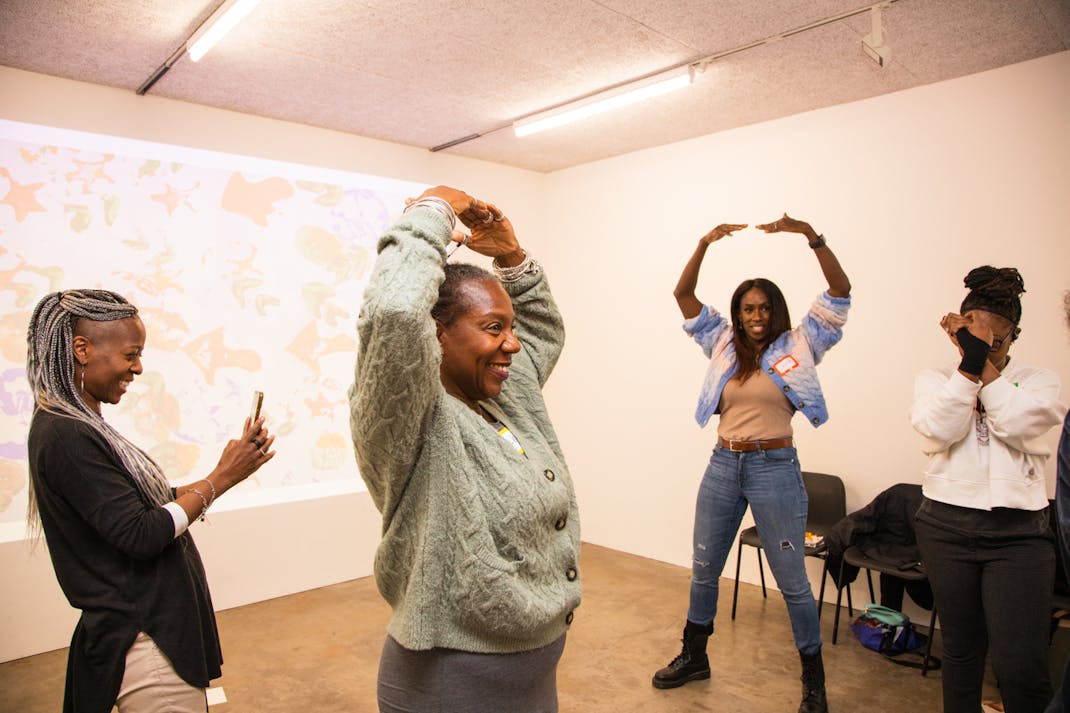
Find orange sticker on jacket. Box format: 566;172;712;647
773;355;799;376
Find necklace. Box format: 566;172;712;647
975;399;989;446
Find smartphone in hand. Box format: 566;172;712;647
249;390;264;422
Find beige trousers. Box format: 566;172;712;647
112;632;207;713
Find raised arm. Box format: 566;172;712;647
349;186;485;514
756;214;851;298
673;223;747;319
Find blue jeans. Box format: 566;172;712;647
687;445;821;654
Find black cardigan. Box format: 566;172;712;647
28;409;222;713
825;483;926;588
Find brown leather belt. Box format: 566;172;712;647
718;436;794;452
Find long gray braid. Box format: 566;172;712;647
26;290;172;535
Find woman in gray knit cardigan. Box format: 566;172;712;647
349;185;581;712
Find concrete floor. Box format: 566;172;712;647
1;543;971;712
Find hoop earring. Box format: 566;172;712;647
79;363;85;395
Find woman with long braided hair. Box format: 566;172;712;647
911;267;1066;713
26;289;276;713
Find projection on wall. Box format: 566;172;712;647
0;119;423;541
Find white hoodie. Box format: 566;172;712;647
911;361;1066;511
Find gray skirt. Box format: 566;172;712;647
377;634;566;713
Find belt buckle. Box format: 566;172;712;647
725;438;748;452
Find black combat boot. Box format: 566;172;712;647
651;620;714;689
798;647;828;713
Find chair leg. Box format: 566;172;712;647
922;606;937;676
756;548;767;598
847;580;853;617
833;557;848;644
817;556;828;622
732;539;743;620
865;569;876;603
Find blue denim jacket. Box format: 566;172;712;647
683;291;851;428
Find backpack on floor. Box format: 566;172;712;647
849;604;940;669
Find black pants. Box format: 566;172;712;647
916;518;1054;713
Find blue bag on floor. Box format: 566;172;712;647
850;604;927;655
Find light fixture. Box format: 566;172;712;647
187;0;262;62
862;6;892;67
513;66;693;138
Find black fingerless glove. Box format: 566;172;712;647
956;327;989;377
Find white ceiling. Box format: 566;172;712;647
1;0;1068;173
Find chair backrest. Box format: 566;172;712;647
803;471;846;533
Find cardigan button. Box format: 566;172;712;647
544;469;556;482
812;417;820;424
782;385;790;392
796;401;804;408
565;567;577;581
565;611;574;625
555;517;567;531
767;367;775;374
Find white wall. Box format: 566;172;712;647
0;66;547;662
3;50;1069;660
540;51;1070;612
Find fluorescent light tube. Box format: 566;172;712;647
187;0;262;62
514;67;693;138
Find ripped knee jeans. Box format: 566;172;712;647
686;445;821;654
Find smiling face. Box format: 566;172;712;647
73;316;146;414
437;278;521;410
737;287;773;346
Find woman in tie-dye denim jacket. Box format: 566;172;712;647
652;214;850;713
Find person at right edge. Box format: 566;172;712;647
911;267;1066;713
654;214;851;713
1047;290;1070;713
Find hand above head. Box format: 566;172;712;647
755;213;818;240
413;186;487;217
700;223;748;245
456;201;524;263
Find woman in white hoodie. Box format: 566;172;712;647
911;266;1066;713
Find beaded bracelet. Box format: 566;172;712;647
493;250;541;283
189;487;210;522
403;197;457;230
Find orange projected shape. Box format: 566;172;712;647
0;167;46;222
221;173;294;227
182;328;261;385
151;183;197;216
64;155;115;195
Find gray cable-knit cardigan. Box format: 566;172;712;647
348;206;582;654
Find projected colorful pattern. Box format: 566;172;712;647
0;120;422;537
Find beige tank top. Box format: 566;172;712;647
717;370;795;440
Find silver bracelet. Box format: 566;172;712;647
189;488;210;522
198;478;217;507
493;250;540;282
403;196;456;230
